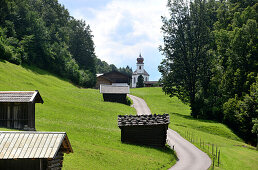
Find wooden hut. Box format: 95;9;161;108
118;114;170;147
96;70;131;88
96;74;112;88
100;84;130;104
144;81;159;87
0;131;73;170
0;91;43;130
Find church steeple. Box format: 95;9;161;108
137;53;144;64
136;53;144;73
131;53;149;88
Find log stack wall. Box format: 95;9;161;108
47;152;64;169
118;114;170;147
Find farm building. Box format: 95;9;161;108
96;73;112;87
118;114;170;147
0;131;73;170
0;91;43;130
144;81;160;87
100;84;130;104
96;70;131;88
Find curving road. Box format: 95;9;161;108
128;94;211;170
128;94;151;115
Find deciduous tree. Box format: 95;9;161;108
159;0;213;117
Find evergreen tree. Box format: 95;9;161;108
118;66;133;77
136;75;144;88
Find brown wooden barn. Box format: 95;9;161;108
0;131;73;170
0;91;43;130
96;70;131;88
100;84;130;104
144;81;160;87
96;73;112;88
118;114;170;147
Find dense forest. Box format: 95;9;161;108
159;0;257;145
0;0;131;87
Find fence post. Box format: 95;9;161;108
212;144;214;156
218;150;220;167
208;142;209;154
216;145;217;159
213;157;215;169
193;134;194;143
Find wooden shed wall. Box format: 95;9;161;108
103;94;127;104
0;152;64;170
0;159;46;170
95;76;112;88
104;72;130;84
0;102;35;130
120;125;168;147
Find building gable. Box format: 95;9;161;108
0;91;44;103
0;131;73;159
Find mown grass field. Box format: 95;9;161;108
131;87;258;170
0;61;176;169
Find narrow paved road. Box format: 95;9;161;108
128;94;151;115
128;94;211;170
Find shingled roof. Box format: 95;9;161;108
0;131;72;159
100;84;130;94
118;114;169;127
0;91;43;103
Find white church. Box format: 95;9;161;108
131;54;149;88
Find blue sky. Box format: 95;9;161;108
59;0;168;80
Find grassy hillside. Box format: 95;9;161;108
0;60;176;169
131;87;258;170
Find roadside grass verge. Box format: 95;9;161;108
131;87;258;170
0;61;176;169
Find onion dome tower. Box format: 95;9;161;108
131;53;150;88
136;53;144;74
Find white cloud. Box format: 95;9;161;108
69;0;168;80
72;0;167;59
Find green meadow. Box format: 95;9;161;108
0;61;176;169
131;87;258;170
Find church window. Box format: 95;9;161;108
139;66;141;70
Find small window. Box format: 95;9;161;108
146;77;147;81
134;77;136;83
139;66;141;70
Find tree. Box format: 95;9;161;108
69;19;96;73
118;65;133;77
96;58;113;73
110;64;117;71
136;75;144;88
159;0;213;117
252;118;258;149
0;0;99;88
213;1;258;144
223;77;258;145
